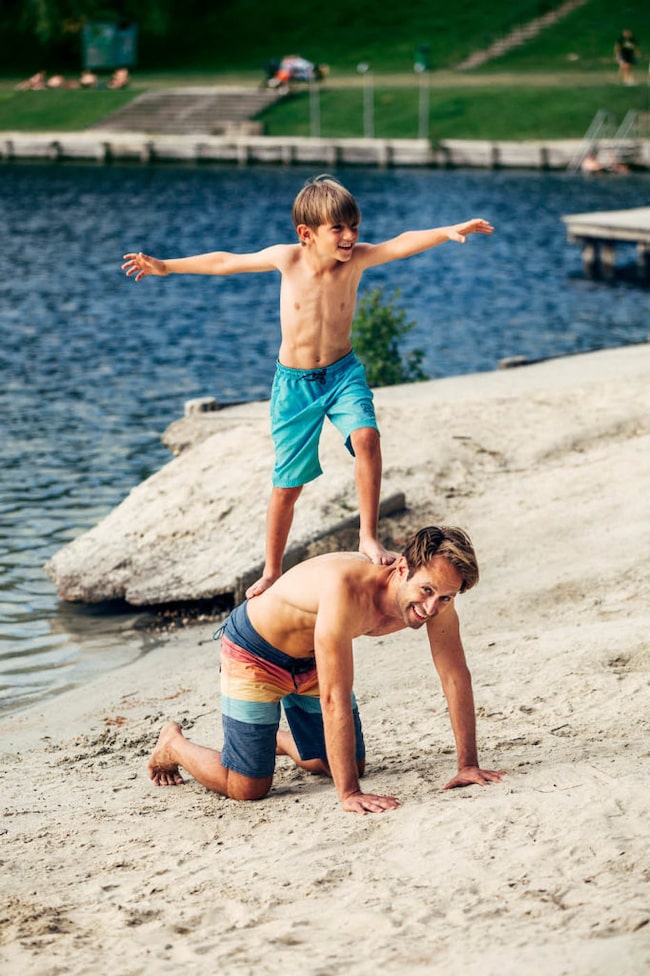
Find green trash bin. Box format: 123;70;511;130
414;44;431;72
82;22;137;71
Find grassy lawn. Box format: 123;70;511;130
262;83;648;140
0;0;647;139
131;0;648;78
480;0;650;73
0;77;646;140
135;0;573;75
0;90;134;131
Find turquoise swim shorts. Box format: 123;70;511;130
270;350;378;488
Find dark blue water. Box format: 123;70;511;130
1;162;649;713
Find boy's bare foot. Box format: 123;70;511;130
245;573;279;599
359;537;397;566
148;722;185;786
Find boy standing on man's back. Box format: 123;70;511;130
123;175;493;597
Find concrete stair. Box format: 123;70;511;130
88;87;283;135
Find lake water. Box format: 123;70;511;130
1;162;648;714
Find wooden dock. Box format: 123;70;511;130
562;207;650;281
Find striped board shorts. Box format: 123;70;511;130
219;601;365;779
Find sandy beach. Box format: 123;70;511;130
2;343;649;976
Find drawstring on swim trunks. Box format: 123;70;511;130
212;618;230;674
303;368;327;385
288;657;317;690
213;618;228;641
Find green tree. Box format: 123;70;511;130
352;286;428;388
17;0;176;41
1;0;182;70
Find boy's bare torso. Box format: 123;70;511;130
274;242;369;369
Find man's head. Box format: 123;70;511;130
292;174;361;233
402;526;479;594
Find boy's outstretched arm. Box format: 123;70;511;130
358;218;493;268
122;245;287;282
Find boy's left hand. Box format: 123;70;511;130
449;219;494;243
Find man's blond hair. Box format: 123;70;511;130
292;174;361;231
402;526;479;593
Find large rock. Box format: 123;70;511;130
44;395;406;607
46;345;650;609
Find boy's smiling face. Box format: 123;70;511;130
299;221;360;262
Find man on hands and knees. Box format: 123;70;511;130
148;525;506;814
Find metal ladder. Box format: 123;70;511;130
609;110;639;164
568;109;640;172
567;109;613;171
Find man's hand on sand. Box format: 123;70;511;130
443;765;506;790
122;252;167;281
342;791;400;815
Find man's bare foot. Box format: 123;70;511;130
275;729;295;758
148;722;185;786
359;537;397;567
245;573;279;599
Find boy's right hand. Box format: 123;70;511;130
449;219;494;244
122;252;167;281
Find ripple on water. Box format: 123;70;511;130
1;163;648;713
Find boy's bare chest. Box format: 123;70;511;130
283;268;358;318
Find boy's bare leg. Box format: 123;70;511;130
246;485;303;598
148;722;273;800
350;427;395;566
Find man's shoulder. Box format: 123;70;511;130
317;553;389;605
265;552;374;624
300;551;377;588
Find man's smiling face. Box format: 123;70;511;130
397;555;462;629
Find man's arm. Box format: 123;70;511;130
122;243;289;282
355;218;494;270
314;580;399;814
427;608;505;790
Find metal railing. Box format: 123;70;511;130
568;109;639;172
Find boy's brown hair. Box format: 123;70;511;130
292;174;361;232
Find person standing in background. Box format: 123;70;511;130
614;29;640;85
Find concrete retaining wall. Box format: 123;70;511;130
1;131;648;169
